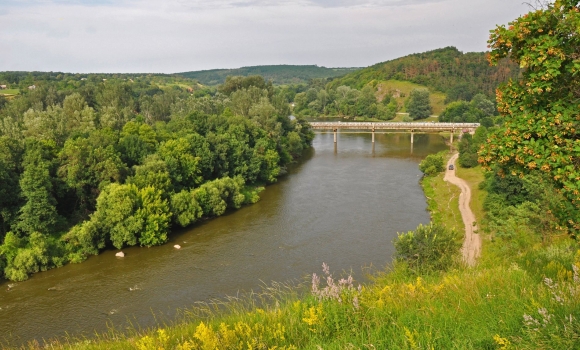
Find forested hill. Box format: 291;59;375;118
327;47;520;102
177;65;360;86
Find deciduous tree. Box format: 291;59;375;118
481;0;580;232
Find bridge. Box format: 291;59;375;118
309;122;480;144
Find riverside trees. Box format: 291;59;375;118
0;74;314;280
481;0;580;233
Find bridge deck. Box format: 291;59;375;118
309;122;479;132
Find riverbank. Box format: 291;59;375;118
15;163;580;349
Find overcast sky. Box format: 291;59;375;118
0;0;532;73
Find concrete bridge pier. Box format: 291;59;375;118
371;128;375;143
410;131;414;144
333;128;337;143
450;129;454;144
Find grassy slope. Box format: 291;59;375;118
376;80;447;116
0;89;20;96
18;167;580;350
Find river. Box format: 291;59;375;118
0;132;447;346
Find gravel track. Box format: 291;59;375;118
444;153;481;266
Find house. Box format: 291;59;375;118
0;85;7;89
28;85;36;90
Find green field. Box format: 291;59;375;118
0;89;20;96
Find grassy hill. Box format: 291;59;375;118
328;47;519;102
177;65;360;86
375;79;447;115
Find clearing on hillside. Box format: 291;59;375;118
375;80;446;116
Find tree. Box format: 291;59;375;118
481;0;580;232
419;153;445;176
407;88;432;120
0;137;23;236
16;141;61;236
88;183;171;249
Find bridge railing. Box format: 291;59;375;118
309;122;480;131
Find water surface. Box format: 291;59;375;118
0;132;447;345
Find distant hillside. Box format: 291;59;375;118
328;47;519;102
177;65;360;86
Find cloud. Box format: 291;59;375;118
0;0;530;73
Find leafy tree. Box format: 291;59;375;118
470;93;496;117
419;153;445;176
128;155;173;194
157;138;202;191
458;127;488;168
58;132;127;211
0;137;23;236
481;0;580;232
88;183;171;249
16;141;61;236
407;88;432;120
62;93;96;135
170;190;203;227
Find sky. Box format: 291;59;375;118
0;0;533;73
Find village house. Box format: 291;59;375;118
0;85;7;89
28;85;36;90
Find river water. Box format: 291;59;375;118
0;132;447;345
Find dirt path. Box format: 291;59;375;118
443;153;481;266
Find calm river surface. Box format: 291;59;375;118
0;132;447;345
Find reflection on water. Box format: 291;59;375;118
0;132;447;345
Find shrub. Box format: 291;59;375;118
394;223;461;272
419;153;445;176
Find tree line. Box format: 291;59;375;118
0;74;314;281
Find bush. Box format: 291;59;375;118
394;223;461;272
419;153;445;176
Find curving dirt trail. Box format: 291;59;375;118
443;153;481;266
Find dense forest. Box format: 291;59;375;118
177;65;359;86
0;73;314;281
328;46;520;102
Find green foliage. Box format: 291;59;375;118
328;46;519;101
16;141;61;236
406;88;432;120
157;138;203;191
395;223;461;272
86;183;171;249
439;94;496;123
170;190;203;227
177;65;359;86
458;127;488;168
482;171;568;241
481;1;580;232
0;68;312;280
419;152;445;176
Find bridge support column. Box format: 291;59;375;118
411;131;414;144
333;128;337;143
450;129;454;144
371;129;375;143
